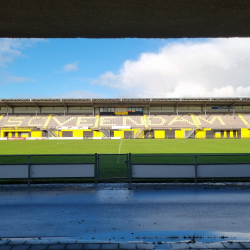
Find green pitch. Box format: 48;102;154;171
1;139;250;155
0;139;250;165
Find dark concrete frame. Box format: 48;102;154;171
1;0;250;38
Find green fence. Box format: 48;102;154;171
1;153;250;184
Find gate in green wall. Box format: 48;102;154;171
98;154;128;181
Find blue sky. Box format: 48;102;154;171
1;37;250;99
0;38;171;98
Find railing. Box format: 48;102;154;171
184;129;195;138
134;129;144;138
1;153;250;184
99;129;110;138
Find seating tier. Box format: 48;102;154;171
0;113;248;129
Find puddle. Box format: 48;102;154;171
78;230;250;243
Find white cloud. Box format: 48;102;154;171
96;38;250;98
6;75;36;83
0;38;46;66
63;62;79;72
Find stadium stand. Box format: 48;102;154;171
0;114;48;128
148;114;196;129
47;115;95;129
1;98;250;139
99;116;144;129
239;113;250;127
194;113;246;129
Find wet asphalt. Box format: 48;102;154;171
0;183;250;240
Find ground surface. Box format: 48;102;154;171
1;139;250;155
1;183;250;240
1;237;250;250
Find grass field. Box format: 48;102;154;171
1;139;250;183
1;138;250;155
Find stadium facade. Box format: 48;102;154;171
1;98;250;139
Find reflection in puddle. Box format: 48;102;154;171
81;230;250;243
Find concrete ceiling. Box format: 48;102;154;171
1;0;250;38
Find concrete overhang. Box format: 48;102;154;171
1;0;250;38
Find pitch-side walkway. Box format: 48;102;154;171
1;182;250;249
1;238;250;250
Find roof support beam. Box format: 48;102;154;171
230;100;240;107
1;101;12;108
31;100;40;108
176;100;181;108
61;100;67;108
61;100;68;115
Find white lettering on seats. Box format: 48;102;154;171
168;116;194;126
123;117;144;126
28;117;47;126
76;117;94;126
195;116;225;125
52;117;75;126
148;116;166;126
100;117;116;126
4;117;25;127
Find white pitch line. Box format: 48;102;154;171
118;139;122;154
117;139;122;163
